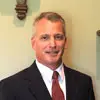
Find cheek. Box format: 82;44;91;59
57;42;65;49
36;42;47;51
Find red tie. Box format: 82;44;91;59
52;71;65;100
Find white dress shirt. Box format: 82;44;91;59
36;59;66;100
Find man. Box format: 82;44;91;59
0;12;95;100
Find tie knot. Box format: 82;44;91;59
52;71;59;79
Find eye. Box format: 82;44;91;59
54;34;65;40
40;34;50;41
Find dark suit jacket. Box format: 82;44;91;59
0;61;95;100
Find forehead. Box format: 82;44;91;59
35;18;63;35
36;18;62;26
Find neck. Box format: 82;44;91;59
36;59;62;71
47;61;62;71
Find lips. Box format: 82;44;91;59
45;50;59;55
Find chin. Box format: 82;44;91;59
47;58;60;64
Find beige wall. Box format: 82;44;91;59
0;0;99;99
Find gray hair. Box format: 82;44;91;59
33;12;66;36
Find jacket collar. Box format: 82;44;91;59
22;61;51;100
21;61;77;100
64;64;78;100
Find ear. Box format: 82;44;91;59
64;38;68;49
31;36;36;50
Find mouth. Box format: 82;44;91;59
45;50;59;56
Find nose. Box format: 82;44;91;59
50;37;56;48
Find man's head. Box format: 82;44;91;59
31;12;67;70
33;12;66;35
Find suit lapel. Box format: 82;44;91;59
23;61;51;100
23;62;78;100
64;65;78;100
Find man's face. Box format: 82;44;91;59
31;18;67;68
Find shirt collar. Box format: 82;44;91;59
55;63;65;82
36;59;65;82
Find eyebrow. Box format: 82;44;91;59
40;32;64;35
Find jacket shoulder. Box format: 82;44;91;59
64;65;92;81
